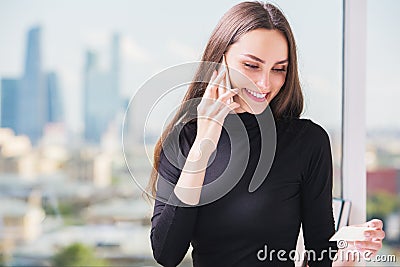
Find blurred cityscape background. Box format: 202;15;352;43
0;0;398;266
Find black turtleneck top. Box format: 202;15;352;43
150;109;337;267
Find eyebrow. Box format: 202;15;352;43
241;53;289;65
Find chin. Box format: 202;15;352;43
235;93;269;115
244;105;268;115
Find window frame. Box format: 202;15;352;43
341;0;367;224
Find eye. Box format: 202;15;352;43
243;63;259;69
272;67;287;73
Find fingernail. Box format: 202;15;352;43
232;88;239;93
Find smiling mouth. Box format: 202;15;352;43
243;88;268;102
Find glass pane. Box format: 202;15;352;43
366;0;400;265
273;0;343;198
0;1;343;266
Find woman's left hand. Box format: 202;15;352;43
353;219;385;258
333;219;385;266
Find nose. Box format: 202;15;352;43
255;72;270;93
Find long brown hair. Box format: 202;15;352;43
147;1;303;198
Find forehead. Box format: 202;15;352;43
229;28;289;63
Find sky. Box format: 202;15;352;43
0;0;398;134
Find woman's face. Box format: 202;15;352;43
225;28;289;114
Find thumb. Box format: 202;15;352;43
366;219;383;229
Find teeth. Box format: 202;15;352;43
245;88;267;99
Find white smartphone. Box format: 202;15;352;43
222;54;233;105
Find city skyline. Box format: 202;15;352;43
84;33;123;143
0;2;399;265
0;25;125;145
0;0;399;137
1;26;64;144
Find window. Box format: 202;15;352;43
366;0;400;263
0;1;345;266
273;0;343;198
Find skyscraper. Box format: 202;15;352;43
46;72;63;123
17;26;46;144
1;78;19;131
0;26;65;145
111;34;120;97
83;33;121;143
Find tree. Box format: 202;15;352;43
0;253;5;267
52;243;108;267
367;191;400;221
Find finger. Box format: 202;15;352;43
215;101;240;120
367;219;383;230
211;69;226;87
207;70;226;100
217;72;226;99
355;240;382;251
218;88;239;103
364;229;385;240
360;249;378;259
197;98;219;117
203;70;218;99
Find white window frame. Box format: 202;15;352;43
342;0;367;225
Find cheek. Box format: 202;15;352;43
271;75;286;90
229;69;258;90
230;71;248;88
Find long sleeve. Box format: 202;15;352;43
300;122;338;267
150;126;199;267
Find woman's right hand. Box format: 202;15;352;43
195;69;240;156
174;69;240;205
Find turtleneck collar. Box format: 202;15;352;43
225;107;275;130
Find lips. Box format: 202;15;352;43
243;88;268;102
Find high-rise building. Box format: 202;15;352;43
46;72;63;123
83;33;121;143
111;34;120;96
0;26;64;145
1;78;19;131
17;26;46;144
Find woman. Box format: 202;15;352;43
148;2;385;266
